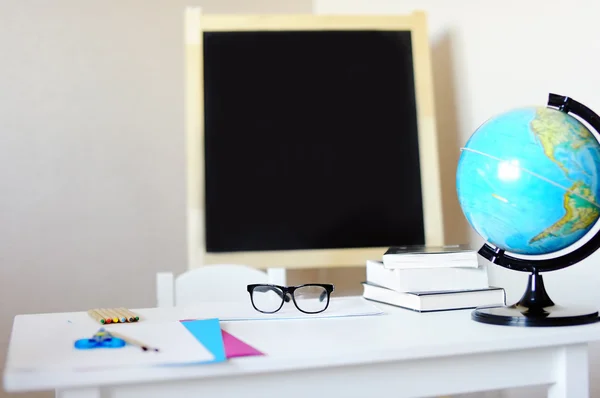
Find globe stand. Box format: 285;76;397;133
472;251;599;326
471;93;600;327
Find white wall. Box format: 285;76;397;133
314;0;600;397
0;1;310;398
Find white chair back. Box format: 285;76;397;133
156;264;269;307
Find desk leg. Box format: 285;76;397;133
56;387;102;398
547;343;588;398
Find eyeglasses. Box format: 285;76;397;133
247;283;335;314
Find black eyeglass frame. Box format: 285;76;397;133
247;283;335;314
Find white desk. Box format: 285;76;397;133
4;297;600;398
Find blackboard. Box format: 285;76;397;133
202;30;425;253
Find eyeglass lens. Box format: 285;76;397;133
293;285;329;313
251;285;285;313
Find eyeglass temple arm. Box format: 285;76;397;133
319;290;327;302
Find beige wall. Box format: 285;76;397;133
0;1;310;397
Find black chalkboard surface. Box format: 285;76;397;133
203;30;425;253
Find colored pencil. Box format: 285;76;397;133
87;309;106;324
114;308;135;322
93;308;111;324
118;307;140;322
105;308;120;324
96;308;116;324
106;308;126;323
125;308;140;321
109;331;159;352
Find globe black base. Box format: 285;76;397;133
472;305;600;327
472;271;600;327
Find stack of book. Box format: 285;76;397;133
362;244;506;312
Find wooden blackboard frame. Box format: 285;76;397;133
183;8;445;270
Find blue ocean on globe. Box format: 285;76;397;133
456;106;600;255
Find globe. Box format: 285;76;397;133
456;105;600;256
456;94;600;327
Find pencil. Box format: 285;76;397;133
96;308;116;324
118;307;140;322
108;309;120;324
123;308;140;321
87;309;106;324
92;308;112;324
109;331;159;352
114;308;134;322
106;308;126;323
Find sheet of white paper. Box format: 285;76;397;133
180;296;385;321
7;321;215;371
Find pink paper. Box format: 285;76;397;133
179;318;264;358
221;329;264;358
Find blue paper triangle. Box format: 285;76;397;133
180;318;226;363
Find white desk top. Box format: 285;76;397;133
5;296;600;392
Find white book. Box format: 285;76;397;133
382;244;479;269
366;260;489;292
362;282;506;313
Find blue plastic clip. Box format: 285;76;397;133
74;328;126;350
